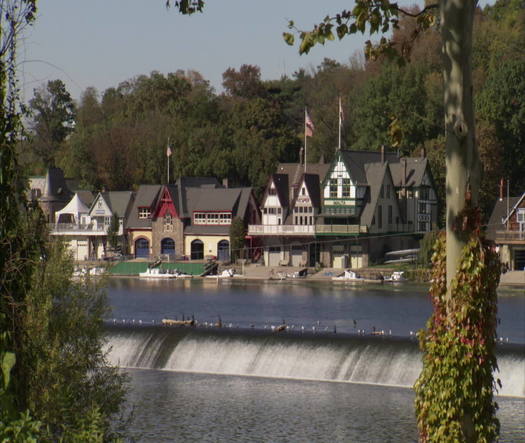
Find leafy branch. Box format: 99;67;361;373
283;0;438;62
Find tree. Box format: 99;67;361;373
1;1;127;439
28;79;76;167
107;212;120;251
229;217;246;262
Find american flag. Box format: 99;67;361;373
305;109;314;137
166;144;172;157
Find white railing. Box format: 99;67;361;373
315;224;366;234
48;223;123;236
248;224;315;235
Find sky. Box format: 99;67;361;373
20;0;494;103
20;0;370;102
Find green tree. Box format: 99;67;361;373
229;217;246;261
107;212;120;251
1;1;127;439
28;79;76;168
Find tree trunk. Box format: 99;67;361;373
441;0;480;291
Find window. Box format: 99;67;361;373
378;205;383;229
138;207;151;219
329;179;338;198
277;208;282;214
164;213;173;232
388;205;393;224
420;187;430;200
419;202;428;214
372;215;375;226
301;187;306;195
309;216;313;225
268;187;276;195
517;209;525;223
407;189;414;199
342;179;351;197
418;221;428;232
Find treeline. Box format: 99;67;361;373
21;0;524;218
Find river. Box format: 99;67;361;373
105;278;525;442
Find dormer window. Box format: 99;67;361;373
138;207;151;219
301;187;306;195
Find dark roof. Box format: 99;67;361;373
389;157;428;187
101;191;134;218
184;225;231;236
76;190;95;207
126;185;161;229
339;150;399;185
271;174;289;209
171;177;222;217
486;196;522;240
303;173;322;208
186;187;244;213
360;163;388;226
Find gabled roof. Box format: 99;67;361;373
389;157;428;187
92;191;134;218
270;174;289;209
360;163;389;226
486;196;522;240
125;185;162;229
338;150;399;185
502;191;525;224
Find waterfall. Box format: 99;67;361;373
105;325;525;398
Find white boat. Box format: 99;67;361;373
384;271;407;282
139;268;177;279
332;270;382;283
205;268;237;279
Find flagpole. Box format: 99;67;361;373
338;97;342;151
167;137;170;184
304;108;307;174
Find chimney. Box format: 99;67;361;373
381;145;385;164
499;178;504;201
222;178;229;188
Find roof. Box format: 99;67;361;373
502;192;525;224
55;193;90;222
271;174;289;209
360;163;389;226
186;187;245;213
389;157;428;187
76;190;95;207
125;185;162;229
486;196;522;240
184;225;231;236
339;150;399;185
99;191;135;218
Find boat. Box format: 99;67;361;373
205;268;237;279
161;318;195;327
383;271;407;283
139;268;177;279
332;269;383;283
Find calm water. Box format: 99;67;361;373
107;278;525;343
106;278;525;442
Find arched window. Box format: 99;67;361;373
164;213;173;232
217;240;230;262
191;239;204;260
161;238;175;256
135;238;150;258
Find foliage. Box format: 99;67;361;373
415;232;500;442
107;212;120;251
18;240;127;441
28;79;76;168
417;230;440;267
229;217;246;261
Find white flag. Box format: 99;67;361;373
166;144;172;157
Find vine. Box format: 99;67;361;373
414;230;501;442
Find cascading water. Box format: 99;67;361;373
105;325;525;398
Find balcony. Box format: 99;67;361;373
495;230;525;243
315;224;367;235
248;224;367;236
48;223;123;236
248;224;315;236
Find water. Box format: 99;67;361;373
107;278;525;343
106;278;525;442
